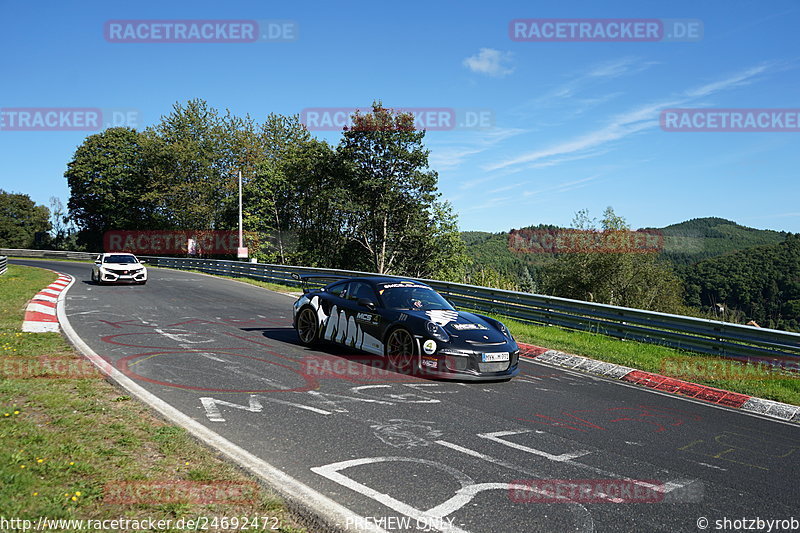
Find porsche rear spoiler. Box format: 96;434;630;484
291;273;349;294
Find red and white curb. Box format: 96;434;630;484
22;273;73;333
519;343;800;424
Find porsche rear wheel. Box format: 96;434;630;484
296;307;319;346
386;328;417;372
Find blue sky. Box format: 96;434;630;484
1;0;798;233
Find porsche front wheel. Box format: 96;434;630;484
296;307;320;346
386;328;416;372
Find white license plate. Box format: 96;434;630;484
482;352;510;362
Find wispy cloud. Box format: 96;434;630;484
463;48;514;77
487;62;776;172
467;174;602;211
519;57;655;110
429;127;527;171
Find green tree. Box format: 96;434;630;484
540;207;684;312
244;114;312;263
65;127;156;249
336;102;467;277
144;99;233;230
0;191;50;248
283;138;354;268
681;234;800;330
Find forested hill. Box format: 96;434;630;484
461;217;797;330
462;217;787;275
644;217;787;266
681;234;800;331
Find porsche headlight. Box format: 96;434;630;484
493;319;512;339
425;321;450;342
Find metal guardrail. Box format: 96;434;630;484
0;256;6;276
0;248;97;261
4;249;799;365
138;256;800;367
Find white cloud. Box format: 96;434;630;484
463;48;514;77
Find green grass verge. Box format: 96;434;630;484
493;314;800;406
0;264;306;531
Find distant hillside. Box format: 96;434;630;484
644;217;787;266
681;234;800;330
462;217;788;275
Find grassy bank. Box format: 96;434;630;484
0;264;305;531
497;315;800;406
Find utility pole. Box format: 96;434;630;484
237;169;248;260
238;169;243;249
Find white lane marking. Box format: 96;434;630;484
480;430;591;462
308;390;394;406
260;397;332;415
312;455;594;532
437;440;632;504
200;396;263;422
311;457;471;533
155;328;214;344
696;462;727;471
481;430;695;495
198;353;228;363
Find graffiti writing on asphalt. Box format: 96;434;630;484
517;406;702;433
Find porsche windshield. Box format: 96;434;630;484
104;255;138;264
379;283;454;311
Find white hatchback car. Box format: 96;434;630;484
91;253;148;285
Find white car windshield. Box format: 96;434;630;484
104;255;138;264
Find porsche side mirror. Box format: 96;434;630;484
94;260;101;264
357;298;376;310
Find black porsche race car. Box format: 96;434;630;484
292;276;520;381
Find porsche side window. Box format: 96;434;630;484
347;281;377;302
326;281;348;298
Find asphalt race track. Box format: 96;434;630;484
12;259;800;533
